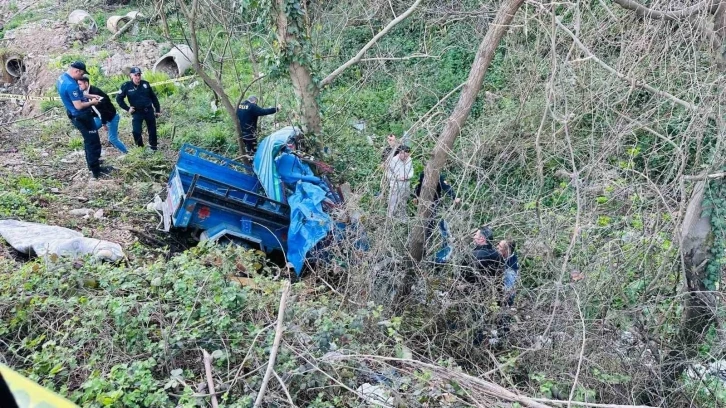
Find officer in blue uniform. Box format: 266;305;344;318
116;67;161;150
56;61;111;179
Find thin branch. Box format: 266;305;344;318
253;281;291;408
406;82;466;136
108;17;137;42
567;289;587;407
530;397;656;408
273;370;296;407
202;349;219;408
319;0;422;88
683;171;726;180
611;0;712;21
549;11;699;112
359;53;440;62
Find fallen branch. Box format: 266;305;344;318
530;397;657;408
202;349;219;408
612;0;712;21
273;370;296;407
0;111;54;127
359;53;441;62
109;17;137;42
338;354;657;408
683;171;726;180
319;0;422;88
253;280;291;408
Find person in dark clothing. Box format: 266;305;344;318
116;67;161;150
467;226;504;282
414;172;461;248
77;77;128;154
236;95;280;154
56;61;111;179
466;226;507;347
413;173;461;207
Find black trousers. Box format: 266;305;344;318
243;138;258;155
131;108;158;149
71;112;101;175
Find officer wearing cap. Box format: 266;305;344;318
116;67;161;150
236;95;280;155
56;61;111;179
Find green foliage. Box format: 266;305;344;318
682;372;726;408
67;136;83;150
703;173;726;291
40;99;63;112
117;148;172;183
0;9;40;34
0;191;41;218
0;245;393;405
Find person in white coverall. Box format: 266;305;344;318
386;145;413;218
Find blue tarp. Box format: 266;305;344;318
286;181;333;275
253;126;302;203
275;152;323;186
252;126;332;275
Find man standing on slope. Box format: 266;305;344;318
116;67;161;151
57;61;111;179
77;76;128;154
386;145;413;218
237;95;280;155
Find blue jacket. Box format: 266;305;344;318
56;73;86;117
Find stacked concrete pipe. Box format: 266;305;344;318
106;15;131;33
125;11;144;20
68;10;98;31
153;44;196;77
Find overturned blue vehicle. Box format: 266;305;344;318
162;126;365;275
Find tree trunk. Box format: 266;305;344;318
407;0;525;264
659;180;716;395
274;0;322;136
175;0;245;155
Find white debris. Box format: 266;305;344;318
356;383;394;407
0;220;125;261
69;208;93;217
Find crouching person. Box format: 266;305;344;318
497;239;519;306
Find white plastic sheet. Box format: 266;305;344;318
0;220;125;261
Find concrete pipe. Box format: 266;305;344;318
153;44;196;77
125;11;144;20
68;9;97;30
4;55;25;78
106;15;131;34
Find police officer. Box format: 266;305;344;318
56;61;111;179
236;95;280;154
116;67;161;150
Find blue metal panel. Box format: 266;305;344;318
240;217;252;234
164;143;355;268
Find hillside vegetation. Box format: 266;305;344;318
0;0;724;407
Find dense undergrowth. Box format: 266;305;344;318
0;0;724;406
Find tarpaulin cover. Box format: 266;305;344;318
286;181;333;275
275;152;323;186
0;219;125;261
253;126;302;203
